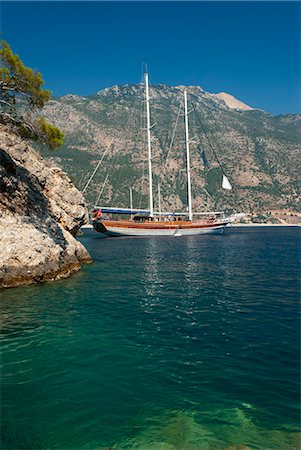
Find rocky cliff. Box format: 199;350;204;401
0;124;92;288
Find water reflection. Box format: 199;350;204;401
142;238;163;303
183;237;201;304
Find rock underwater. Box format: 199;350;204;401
0;124;92;288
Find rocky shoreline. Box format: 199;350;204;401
0;125;92;288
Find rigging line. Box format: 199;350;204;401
94;173;109;207
214;188;225;211
121;84;145;173
203;188;213;209
113;96;143;207
108;82;143;205
192;107;240;209
192;103;241;209
93;146;118;206
114;159;126;201
191;101;226;176
86;77;142;204
82;139;113;194
165;101;183;166
155;101;183;205
136;81;147;155
138;160;146;209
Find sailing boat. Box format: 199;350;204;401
93;71;243;237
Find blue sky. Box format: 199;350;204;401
1;1;300;114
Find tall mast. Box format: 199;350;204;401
184;88;193;221
145;71;154;217
129;187;133;210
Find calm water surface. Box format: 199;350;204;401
1;227;300;449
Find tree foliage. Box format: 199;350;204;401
0;40;63;149
38;117;64;150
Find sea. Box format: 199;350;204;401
1;227;300;450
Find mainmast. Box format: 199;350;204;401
145;71;154;217
184;88;193;221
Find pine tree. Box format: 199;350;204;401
0;41;63;149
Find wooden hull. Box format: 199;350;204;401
93;219;229;237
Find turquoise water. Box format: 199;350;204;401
1;227;300;449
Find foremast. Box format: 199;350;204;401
184;88;193;221
145;71;154;218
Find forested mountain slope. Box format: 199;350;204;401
42;84;301;222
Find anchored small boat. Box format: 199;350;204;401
91;70;244;237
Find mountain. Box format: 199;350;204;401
211;92;254;111
41;84;301;223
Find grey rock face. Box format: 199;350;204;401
0;125;92;288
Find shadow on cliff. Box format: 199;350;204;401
0;148;68;249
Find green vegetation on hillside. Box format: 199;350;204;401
41;84;301;215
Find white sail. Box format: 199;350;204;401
222;175;232;190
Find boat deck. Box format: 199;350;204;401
100;219;227;230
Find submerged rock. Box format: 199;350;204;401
0;124;92;288
112;408;300;450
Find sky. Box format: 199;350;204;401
1;1;300;114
